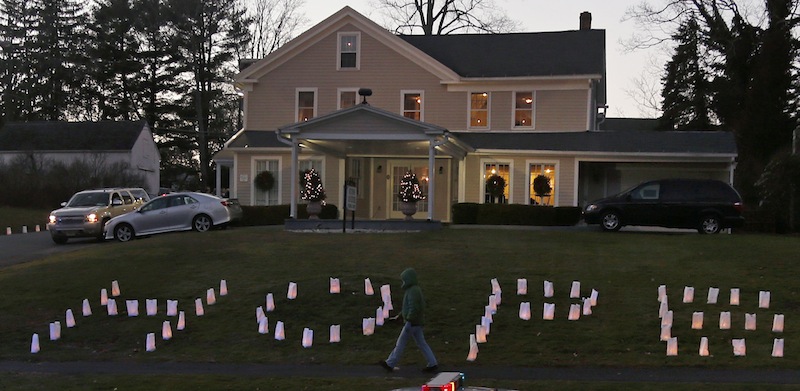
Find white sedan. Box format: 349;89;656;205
104;192;234;242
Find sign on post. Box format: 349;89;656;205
345;185;357;211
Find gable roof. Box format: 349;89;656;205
0;121;149;152
400;30;605;78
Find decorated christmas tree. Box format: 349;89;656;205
300;169;326;202
398;171;425;202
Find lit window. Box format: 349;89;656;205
484;163;510;203
339;89;357;109
338;33;359;69
470;92;489;128
297;90;316;122
529;163;556;205
514;92;534;127
403;92;422;120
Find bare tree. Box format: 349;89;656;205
373;0;519;35
244;0;305;59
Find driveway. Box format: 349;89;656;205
0;231;97;268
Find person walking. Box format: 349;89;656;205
379;268;438;373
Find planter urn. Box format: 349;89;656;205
399;201;418;220
306;201;323;219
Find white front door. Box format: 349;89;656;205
387;160;429;219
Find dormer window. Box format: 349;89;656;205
338;32;360;70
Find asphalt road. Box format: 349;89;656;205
0;231;98;268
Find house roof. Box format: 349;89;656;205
0;121;149;152
452;130;737;156
599;117;660;132
399;30;605;79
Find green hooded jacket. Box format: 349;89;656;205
400;268;425;326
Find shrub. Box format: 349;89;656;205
451;203;581;226
239;204;339;226
451;202;480;224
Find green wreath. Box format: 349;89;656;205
485;175;506;198
254;171;275;192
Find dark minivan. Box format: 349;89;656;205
583;179;745;234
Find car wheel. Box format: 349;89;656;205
114;224;134;242
193;214;212;232
600;211;622;232
699;215;721;234
52;235;68;244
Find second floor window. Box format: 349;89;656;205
340;89;357;109
297;89;316;122
514;92;534;127
338;32;359;69
403;92;422;120
470;92;489;128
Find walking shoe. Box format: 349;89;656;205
422;364;439;373
378;360;398;372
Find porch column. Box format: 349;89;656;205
428;140;436;221
215;163;222;197
290;138;299;218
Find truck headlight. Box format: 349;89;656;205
87;213;98;223
49;215;57;224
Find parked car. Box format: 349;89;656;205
104;192;235;242
582;178;745;234
222;198;243;224
47;188;150;244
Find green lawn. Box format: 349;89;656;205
0;206;50;234
1;227;798;389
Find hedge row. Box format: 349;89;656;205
452;203;581;226
239;204;339;226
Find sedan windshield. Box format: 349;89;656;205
68;193;109;207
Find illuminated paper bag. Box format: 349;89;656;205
376;306;385;326
65;309;76;328
719;311;731;330
362;318;375;336
570;281;581;299
772;338;784;357
258;317;269;334
517;278;527;295
195;298;204;316
475;324;487;343
759;291;771;309
707;287;719;304
730;288;740;305
266;293;275;312
220;279;228;296
491;278;501;294
380;285;393;310
544;280;554;298
302;328;313;348
772;314;785;333
274;321;285;340
666;337;678;356
481;316;492;335
100;288;108;306
49;321;61;341
82;299;92;316
519;302;531;320
657;285;667;302
207;288;216;305
329;278;340;294
31;334;40;354
699;336;709;356
543;303;555;320
732;338;746;356
683;286;694;303
483;306;493;323
107;299;118;316
590;289;599;306
467;334;479;362
287;282;297;300
692;312;704;330
329;325;340;343
745;313;757;331
488;295;497;314
495;290;502;306
364;278;374;296
660;325;671;341
146;333;156;352
568;304;580;320
582;298;592;316
658;300;669;319
661;310;673;328
256;306;265;323
111;280;120;297
167;300;178;317
177;311;186;330
146;299;158;316
162;321;172;340
126;300;139;317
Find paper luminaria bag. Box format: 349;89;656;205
773;314;785;333
146;299;158;316
759;291;771;308
730;288;740;305
146;333;156;352
517;278;527;295
570;281;581;298
329;325;341;343
126;300;139;317
65;309;76;328
162;321;172;340
467;334;479;361
707;287;719;304
568;304;580;320
666;337;678;356
683;286;694;303
745;313;757;331
177;311;186;330
287;282;297;300
364;278;374;295
220;279;228;296
258;317;269;334
719;311;731;329
82;299;92;316
519;302;531;320
195;298;204;316
111;280;120;297
772;338;784;357
543;303;555;320
329;278;340;294
732;339;746;356
274;321;285;340
207;288;216;305
699;336;710;356
692;312;704;330
544;280;554;298
301;328;313;348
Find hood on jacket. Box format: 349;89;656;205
400;268;418;290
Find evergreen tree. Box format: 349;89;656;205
0;0;36;124
659;17;713;131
